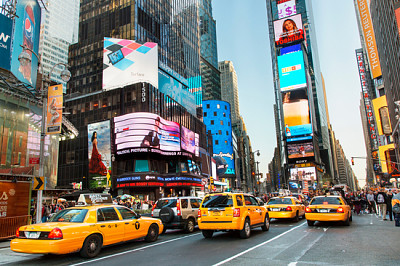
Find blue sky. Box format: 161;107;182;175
212;0;366;187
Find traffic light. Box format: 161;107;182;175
351;157;354;165
252;171;255;177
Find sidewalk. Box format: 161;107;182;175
0;239;11;249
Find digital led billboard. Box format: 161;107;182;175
181;126;196;154
287;141;314;160
280;44;301;56
103;38;158;91
277;0;297;19
282;89;312;137
46;84;63;135
274;13;304;47
372;96;392;136
278;51;307;91
290;167;316;181
0;14;12;71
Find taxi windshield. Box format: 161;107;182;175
310;197;342;205
202;195;233;208
267;198;292;205
49;209;88;223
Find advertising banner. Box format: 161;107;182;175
88;121;111;189
356;0;382;78
372;96;392;136
10;0;41;89
46;84;63;134
103;37;158;91
181;126;196;154
395;5;400;39
274;13;304;47
282;89;312;137
287;141;314;160
0;181;30;218
277;0;297;19
0;14;12;71
278;51;307;91
158;70;196;116
290;167;316;181
378;144;395;173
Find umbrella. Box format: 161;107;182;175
119;194;133;200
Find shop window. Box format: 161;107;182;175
135;160;149;172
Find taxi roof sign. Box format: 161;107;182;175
77;194;113;206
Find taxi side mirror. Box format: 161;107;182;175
135;213;141;219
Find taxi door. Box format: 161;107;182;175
296;200;305;216
116;206;147;241
244;196;261;225
96;207;125;245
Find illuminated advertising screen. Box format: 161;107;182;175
10;0;41;89
372;96;392;136
290;167;316;181
274;13;304;47
396;6;400;39
287;141;314;160
280;44;301;56
0;14;12;71
46;84;63;135
88;121;111;189
277;0;297;19
282;89;312;137
181;126;196;154
103;38;158;91
278;51;307;91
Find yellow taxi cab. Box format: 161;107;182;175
305;195;352;226
11;194;164;258
198;192;269;239
266;196;305;222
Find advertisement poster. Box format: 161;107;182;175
10;0;41;89
282;89;312;137
0;181;30;218
0;14;13;71
274;13;304;47
278;51;307;91
46;84;63;134
287;141;314;159
88;121;111;189
290;167;316;181
181;126;196;154
278;0;297;19
103;37;158;91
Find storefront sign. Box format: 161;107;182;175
0;181;30;218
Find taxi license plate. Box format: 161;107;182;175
26;232;41;239
272;208;279;211
213;211;221;216
319;209;328;213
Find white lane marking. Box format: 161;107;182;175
323;228;328;232
70;233;201;266
288;262;297;266
289;226;328;263
213;222;306;266
370;214;373;225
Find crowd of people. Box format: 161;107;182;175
30;200;74;223
112;198;154;211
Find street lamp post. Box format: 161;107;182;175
18;45;71;223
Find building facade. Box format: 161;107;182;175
219;61;240;124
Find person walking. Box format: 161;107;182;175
366;190;376;214
376;188;387;220
391;188;400;227
386;190;393;221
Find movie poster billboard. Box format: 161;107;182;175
0;14;13;71
10;0;41;89
88;121;111;189
282;89;312;137
103;38;158;91
46;84;63;134
277;0;297;19
287;141;314;160
290;167;316;181
278;51;307;91
274;13;304;47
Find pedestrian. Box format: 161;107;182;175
391;188;400;227
366;190;376;214
136;200;141;210
353;193;362;215
376;188;387;220
386;190;393;221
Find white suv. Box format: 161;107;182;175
151;196;202;233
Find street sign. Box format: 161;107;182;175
33;176;45;190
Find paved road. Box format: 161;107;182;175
1;213;399;265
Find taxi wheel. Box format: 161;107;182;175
184;218;195;233
307;220;314;226
344;215;350;226
261;214;270;231
349;213;353;222
80;234;102;258
202;230;214;238
145;224;159;242
294;211;299;222
239;218;251;239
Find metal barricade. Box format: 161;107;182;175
0;215;31;240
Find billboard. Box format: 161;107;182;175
287;141;314;160
372;96;392;136
181;126;196;154
0;14;12;71
278;51;307;91
282;89;312;137
88;121;111;189
10;0;41;88
158;70;196;116
378;144;395;173
277;0;297;19
290;167;316;181
46;84;63;134
356;0;382;79
280;44;301;56
274;14;304;47
103;38;158;91
395;6;400;39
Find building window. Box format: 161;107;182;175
217;104;220;109
223;113;226;117
218;130;222;135
215;140;219;145
228;122;230;126
226;131;229;135
211;120;214;125
135;160;149;172
225;106;227;110
214;112;217;116
204;112;207;117
220;121;223;125
207;104;210;109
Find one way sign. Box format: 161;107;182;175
33;176;45;190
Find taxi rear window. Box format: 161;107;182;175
268;198;292;205
155;199;177;209
49;209;88;223
311;197;342;205
202;195;233;208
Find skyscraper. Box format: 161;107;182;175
219;60;240;124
